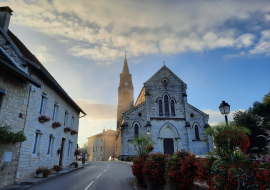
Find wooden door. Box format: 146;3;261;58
59;138;65;166
164;138;174;156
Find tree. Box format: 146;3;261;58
233;91;270;152
130;136;155;156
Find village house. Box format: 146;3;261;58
0;6;86;188
87;129;117;161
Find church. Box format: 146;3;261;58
115;56;213;161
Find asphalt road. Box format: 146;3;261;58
29;161;135;190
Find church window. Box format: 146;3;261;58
159;100;163;116
134;124;139;138
195;125;200;140
171;100;175;116
164;95;169;116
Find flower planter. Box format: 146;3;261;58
38;115;51;123
64;127;71;132
52;121;62;128
39;119;46;123
37;173;43;178
71;131;78;135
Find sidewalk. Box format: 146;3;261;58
0;164;88;190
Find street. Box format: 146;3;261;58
29;161;135;190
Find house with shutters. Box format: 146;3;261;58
115;55;213;161
0;6;86;188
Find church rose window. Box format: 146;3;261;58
134;124;139;137
171;100;175;116
164;95;169;116
195;125;200;140
159;100;163;116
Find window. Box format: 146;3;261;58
164;95;169;116
39;93;48;115
0;89;5;115
159;100;163;116
52;102;59;121
93;147;94;152
134;124;139;137
171;100;175;116
33;130;42;155
68;141;72;157
47;135;54;156
96;147;97;151
64;110;69;126
195;125;200;140
71;116;75;129
101;146;102;151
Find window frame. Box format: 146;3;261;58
52;102;59;121
32;130;43;156
71;116;75;129
47;135;54;156
67;141;72;157
195;125;200;140
159;99;163;116
64;110;69;126
164;95;169;116
39;93;48;115
171;100;175;116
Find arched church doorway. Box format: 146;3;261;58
164;138;174;155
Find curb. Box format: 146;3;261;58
0;166;84;190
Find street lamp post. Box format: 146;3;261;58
219;101;230;127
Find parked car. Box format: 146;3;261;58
77;154;88;161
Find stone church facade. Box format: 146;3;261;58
115;57;213;161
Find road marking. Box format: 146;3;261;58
96;173;102;178
84;181;94;190
104;169;107;172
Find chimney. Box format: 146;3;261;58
0;6;13;33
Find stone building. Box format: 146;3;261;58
87;129;117;161
0;6;86;188
115;57;213;160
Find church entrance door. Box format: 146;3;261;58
163;138;174;156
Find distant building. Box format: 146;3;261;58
115;56;213;161
87;129;117;161
0;6;86;188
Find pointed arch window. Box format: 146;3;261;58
159;100;163;116
164;95;169;116
134;124;139;137
171;100;175;116
195;125;200;140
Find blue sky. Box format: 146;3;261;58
3;0;270;146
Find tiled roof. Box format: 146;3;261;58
88;130;117;138
2;29;86;115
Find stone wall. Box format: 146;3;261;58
0;67;30;188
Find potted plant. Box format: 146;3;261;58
38;115;51;123
36;167;43;178
71;130;78;135
42;168;51;178
70;161;78;168
52;165;63;173
74;149;81;156
52;121;61;128
64;127;71;132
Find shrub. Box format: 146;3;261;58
53;165;63;171
0;124;27;143
166;150;197;190
195;156;215;189
143;152;168;189
130;136;156;156
131;155;147;185
70;161;78;168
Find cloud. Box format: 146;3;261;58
249;30;270;56
75;99;116;121
223;51;246;60
4;0;270;62
203;109;245;125
33;45;56;63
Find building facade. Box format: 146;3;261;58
116;57;213;161
0;6;86;188
87;129;117;161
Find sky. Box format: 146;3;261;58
2;0;270;147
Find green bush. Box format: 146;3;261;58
0;124;27;143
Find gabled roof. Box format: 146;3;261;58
0;48;41;87
188;103;209;116
124;102;145;115
0;27;86;115
87;129;117;138
144;65;187;86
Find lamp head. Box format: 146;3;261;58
219;101;230;116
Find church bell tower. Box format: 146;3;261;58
117;54;134;128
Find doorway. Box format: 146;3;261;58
164;138;174;156
59;138;66;166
